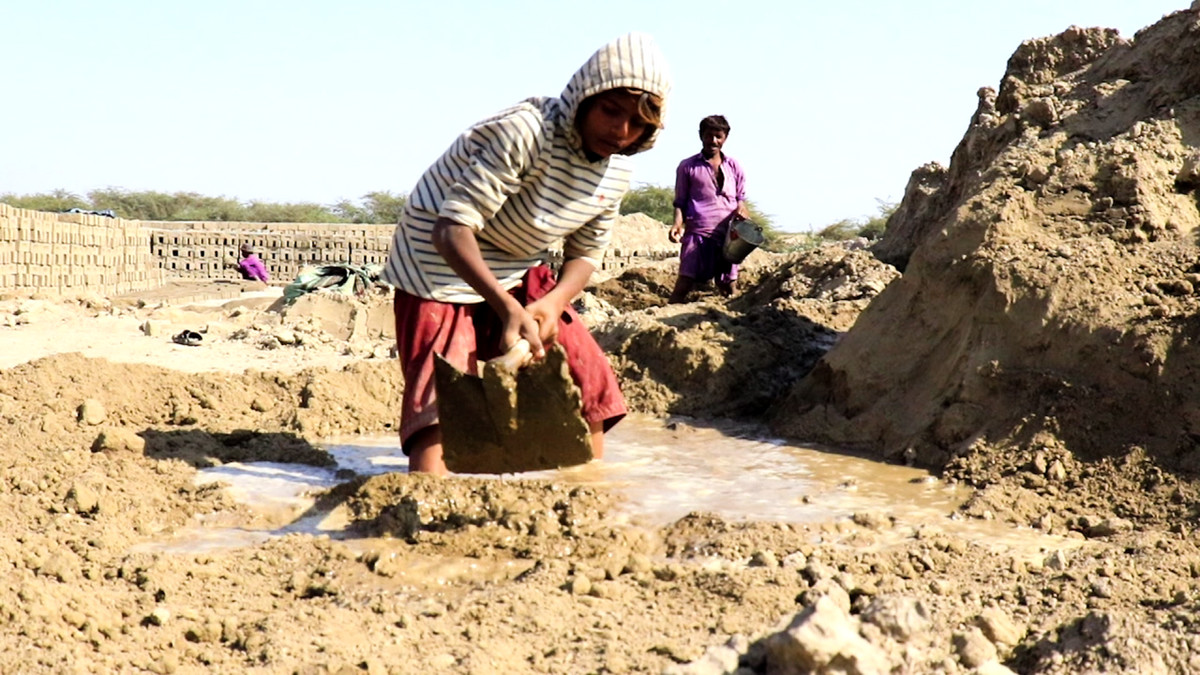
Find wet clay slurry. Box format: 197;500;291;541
139;414;1080;562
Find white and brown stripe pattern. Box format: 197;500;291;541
382;32;671;303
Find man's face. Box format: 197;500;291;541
579;90;650;159
701;127;727;157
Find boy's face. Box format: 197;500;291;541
578;90;650;159
701;127;727;158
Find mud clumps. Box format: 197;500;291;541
592;246;897;418
0;352;401;442
1;237;924;672
12;8;1200;673
784;7;1200;483
344;473;630;558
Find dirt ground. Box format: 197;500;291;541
9;8;1200;674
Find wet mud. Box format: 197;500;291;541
10;8;1200;672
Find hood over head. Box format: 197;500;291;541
559;31;672;156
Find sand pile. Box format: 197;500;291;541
775;8;1200;479
609;211;676;253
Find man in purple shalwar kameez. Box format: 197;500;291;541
668;114;750;303
238;244;270;283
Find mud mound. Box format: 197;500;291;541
593;246;896;418
772;12;1200;493
609;211;675;253
21;14;1200;673
587;248;794;313
588;258;678;311
0;352;402;457
276;287;395;342
343;473;645;560
221;287;397;359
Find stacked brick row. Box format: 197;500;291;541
544;248;676;272
144;221;395;282
0;204;163;296
1;206;674;297
146;223;674;282
601;248;676;271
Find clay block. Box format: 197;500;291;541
435;345;593;474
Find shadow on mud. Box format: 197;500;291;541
140;428;336;469
1009;612;1112;673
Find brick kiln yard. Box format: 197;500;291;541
12;7;1200;673
1;233;1200;674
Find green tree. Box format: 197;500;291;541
170;193;248;221
244;201;341;223
330;198;368;223
88;188;178;220
86;188;265;221
0;189;89;213
816;218;861;241
859;199;897;240
619;184;675;224
172;195;250;222
815;200;897;242
360;191;406;224
331;191;407;224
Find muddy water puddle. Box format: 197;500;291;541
139;414;1081;562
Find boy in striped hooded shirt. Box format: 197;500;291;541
381;32;672;475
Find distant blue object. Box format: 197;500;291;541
65;208;117;218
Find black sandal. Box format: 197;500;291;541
172;330;203;347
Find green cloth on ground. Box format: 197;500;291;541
282;263;384;304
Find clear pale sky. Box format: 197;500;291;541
1;1;1188;231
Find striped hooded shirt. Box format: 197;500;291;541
381;32;672;302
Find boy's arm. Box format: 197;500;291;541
525;257;594;346
431;109;548;355
432;217;545;358
542;200;616;344
439;109;540;232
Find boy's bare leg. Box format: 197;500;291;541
668;276;695;304
590;421;605;460
407;426;449;476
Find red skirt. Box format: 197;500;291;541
392;265;626;452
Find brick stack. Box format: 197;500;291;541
0;207;674;297
143;221;395;282
0;204;163;297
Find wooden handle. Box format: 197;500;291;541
489;339;532;372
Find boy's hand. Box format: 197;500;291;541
525;296;564;347
431;219;549;359
500;303;546;360
520;256;590;359
669;222;684;243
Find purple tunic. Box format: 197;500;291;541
673;152;746;238
238;254;270;283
